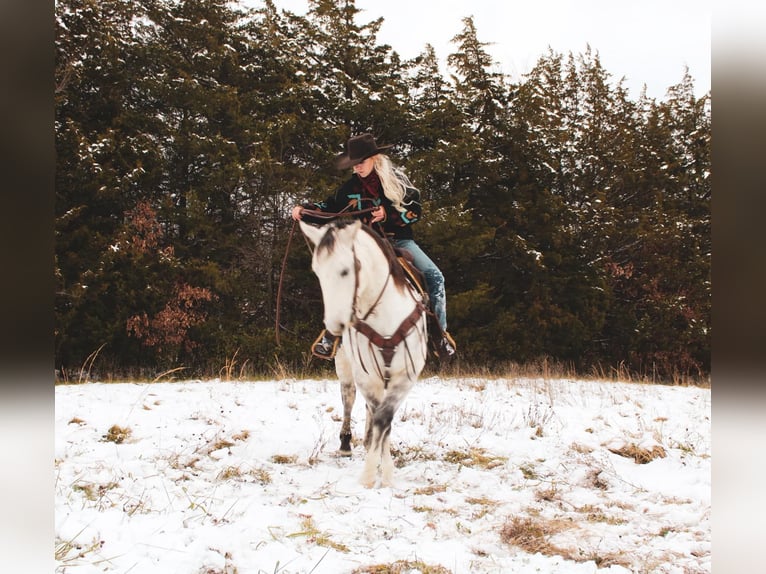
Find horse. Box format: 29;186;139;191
299;218;429;488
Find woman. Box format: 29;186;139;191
292;133;456;360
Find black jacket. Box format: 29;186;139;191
302;172;422;240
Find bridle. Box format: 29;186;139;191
345;231;427;388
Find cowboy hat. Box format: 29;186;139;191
335;133;393;169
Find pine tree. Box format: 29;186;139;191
55;0;159;372
53;1;711;378
293;0;411;139
625;73;710;378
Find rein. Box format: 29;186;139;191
275;205;379;345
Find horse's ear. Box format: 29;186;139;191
336;219;362;241
299;220;325;247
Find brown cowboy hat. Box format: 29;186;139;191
335;133;393;169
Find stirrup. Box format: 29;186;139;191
439;331;457;360
311;329;339;360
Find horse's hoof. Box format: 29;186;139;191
335;449;353;458
360;472;377;488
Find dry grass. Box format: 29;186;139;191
216;466;244;481
192;429;252;458
219;348;249;381
56;357;710;388
534;485;560;502
466;495;499;519
72;481;119;502
203;438;235;454
575;504;628;526
101;424;132;444
391;444;438;467
443;446;506;469
231;430;250;441
55;533;104;564
570;442;594;454
608;443;667;464
500;515;631;569
270;454;298;464
288;515;349;553
519;463;539;480
500;515;566;555
352;560;452;574
413;484;448;496
435;356;709;387
523;402;555;437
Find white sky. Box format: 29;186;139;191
247;0;711;100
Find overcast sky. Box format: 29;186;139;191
248;0;711;100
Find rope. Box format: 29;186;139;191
299;204;378;220
275;218;296;346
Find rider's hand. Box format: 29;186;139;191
371;206;385;223
291;205;304;220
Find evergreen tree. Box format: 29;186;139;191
604;73;710;378
53;1;710;380
292;0;410;139
55;0;158;372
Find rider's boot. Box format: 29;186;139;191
312;329;339;360
439;331;457;359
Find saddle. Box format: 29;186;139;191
393;247;427;299
393;247;447;360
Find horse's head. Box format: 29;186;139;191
299;219;362;336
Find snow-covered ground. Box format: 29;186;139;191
54;376;710;573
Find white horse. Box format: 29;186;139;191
299;219;429;488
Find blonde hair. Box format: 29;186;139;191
373;154;418;213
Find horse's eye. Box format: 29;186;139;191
340;268;350;277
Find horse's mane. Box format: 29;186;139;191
359;225;408;289
321;220;408;289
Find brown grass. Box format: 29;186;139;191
500;516;566;555
443;447;506;469
499;514;632;569
271;454;298;464
352;560;452;574
608;443;667;464
413;484;448;496
288;515;349;553
391;444;439;468
101;424;132;444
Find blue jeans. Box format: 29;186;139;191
393;239;447;331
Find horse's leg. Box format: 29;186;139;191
366;379;414;488
377;387;403;487
360;400;393;488
379;431;395;487
334;351;355;456
363;403;374;450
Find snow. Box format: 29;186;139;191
55;376;710;573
